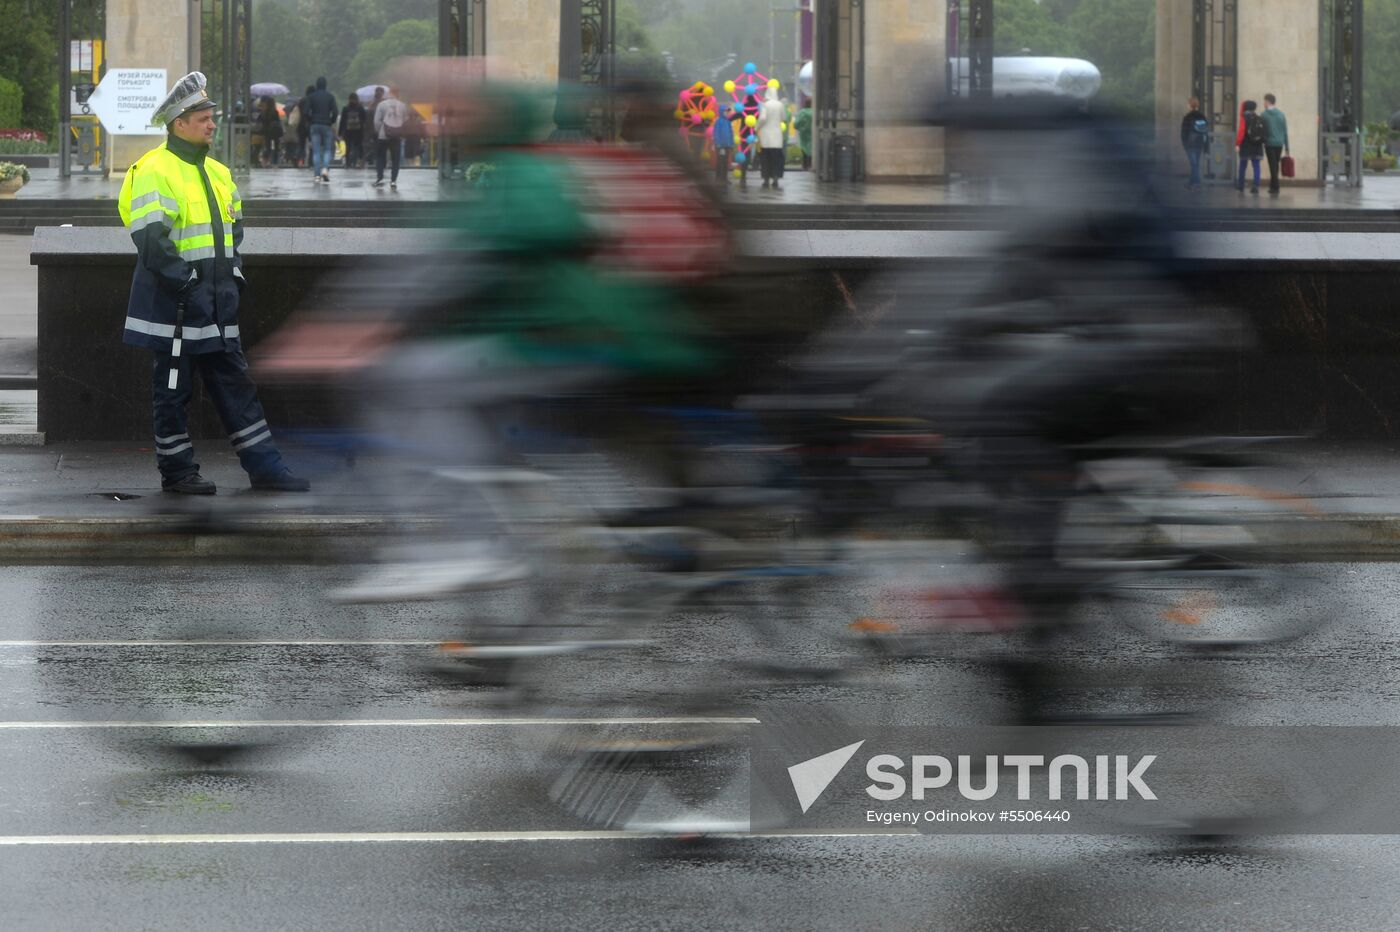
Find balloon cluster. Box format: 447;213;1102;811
674;81;718;150
722;62;780;175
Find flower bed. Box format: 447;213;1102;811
0;129;55;156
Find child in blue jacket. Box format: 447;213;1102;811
712;105;737;185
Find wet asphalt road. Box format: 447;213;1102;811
4;559;1400;930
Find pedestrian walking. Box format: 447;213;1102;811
116;72;309;495
1236;99;1265;194
305;76;339;183
712;104;736;186
1180;96;1209;189
364;87;385;169
254;95;283;167
339;92;367;169
1261;93;1290;196
292;86;313;167
373;86;411;190
757;86;787;190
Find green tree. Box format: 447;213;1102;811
991;0;1074;57
1066;0;1155;123
0;0;57;133
344;19;437;94
614;0;670;84
251;1;318;100
635;0;771;85
1365;0;1400;125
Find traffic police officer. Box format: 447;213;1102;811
118;72;308;494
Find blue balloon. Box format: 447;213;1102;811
744;62;757;74
746;83;758;96
735;152;748;164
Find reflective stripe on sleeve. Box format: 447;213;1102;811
177;245;217;261
128;211;172;233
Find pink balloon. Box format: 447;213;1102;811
691;114;702;124
680;90;693;101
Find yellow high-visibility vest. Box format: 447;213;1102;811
118;142;241;262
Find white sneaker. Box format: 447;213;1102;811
330;557;531;604
389;181;397;190
321;170;330;182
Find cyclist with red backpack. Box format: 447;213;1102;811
1236;99;1266;194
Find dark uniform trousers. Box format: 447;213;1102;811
152;347;287;482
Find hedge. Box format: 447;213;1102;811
0;76;20;130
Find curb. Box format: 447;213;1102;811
0;513;1398;564
0;514;399;563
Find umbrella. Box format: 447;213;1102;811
251;82;290;98
356;84;389;102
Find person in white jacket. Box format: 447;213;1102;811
372;87;413;189
757;86;787;190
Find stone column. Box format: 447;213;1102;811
863;0;946;180
105;0;191;172
1238;0;1320;183
1154;0;1194;170
486;0;562;85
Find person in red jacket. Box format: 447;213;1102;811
1235;100;1264;194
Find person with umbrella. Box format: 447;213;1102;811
253;95;283;167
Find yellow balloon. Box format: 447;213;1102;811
733;169;743;178
745;115;757;127
724;81;737;94
781;122;787;132
768;79;780;90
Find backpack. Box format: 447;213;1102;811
1192;117;1210;139
344;108;362;132
287;104;301;131
1245;112;1266;146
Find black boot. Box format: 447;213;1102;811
162;473;217;495
251;470;311;492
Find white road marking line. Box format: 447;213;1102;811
0;640;447;648
0;717;761;730
0;830;914;846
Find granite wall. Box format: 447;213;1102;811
34;227;1400;442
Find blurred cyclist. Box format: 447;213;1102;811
331;78;723;602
